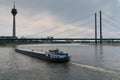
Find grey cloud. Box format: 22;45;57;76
2;0;118;22
16;0;102;22
0;0;120;37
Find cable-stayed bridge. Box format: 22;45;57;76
1;37;120;40
1;11;120;43
16;11;120;43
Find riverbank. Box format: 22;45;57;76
1;39;120;46
83;43;120;46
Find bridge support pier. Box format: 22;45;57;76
100;11;103;44
95;13;97;44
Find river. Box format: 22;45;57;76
0;43;120;80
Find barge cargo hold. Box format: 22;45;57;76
15;48;70;63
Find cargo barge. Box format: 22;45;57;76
15;48;70;63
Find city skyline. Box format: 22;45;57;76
0;0;120;38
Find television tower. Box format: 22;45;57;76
11;0;17;38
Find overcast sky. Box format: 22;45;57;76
0;0;120;38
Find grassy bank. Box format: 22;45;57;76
1;40;120;46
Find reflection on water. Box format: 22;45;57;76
94;45;103;67
0;44;120;80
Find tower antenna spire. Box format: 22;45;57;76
13;0;15;8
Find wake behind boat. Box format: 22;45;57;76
15;48;70;63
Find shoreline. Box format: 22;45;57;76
1;42;120;47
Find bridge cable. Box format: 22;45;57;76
25;14;94;37
50;20;94;37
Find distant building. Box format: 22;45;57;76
41;37;54;43
0;36;17;39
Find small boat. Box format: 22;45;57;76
15;48;70;63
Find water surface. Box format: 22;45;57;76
0;44;120;80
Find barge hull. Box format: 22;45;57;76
15;49;70;63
